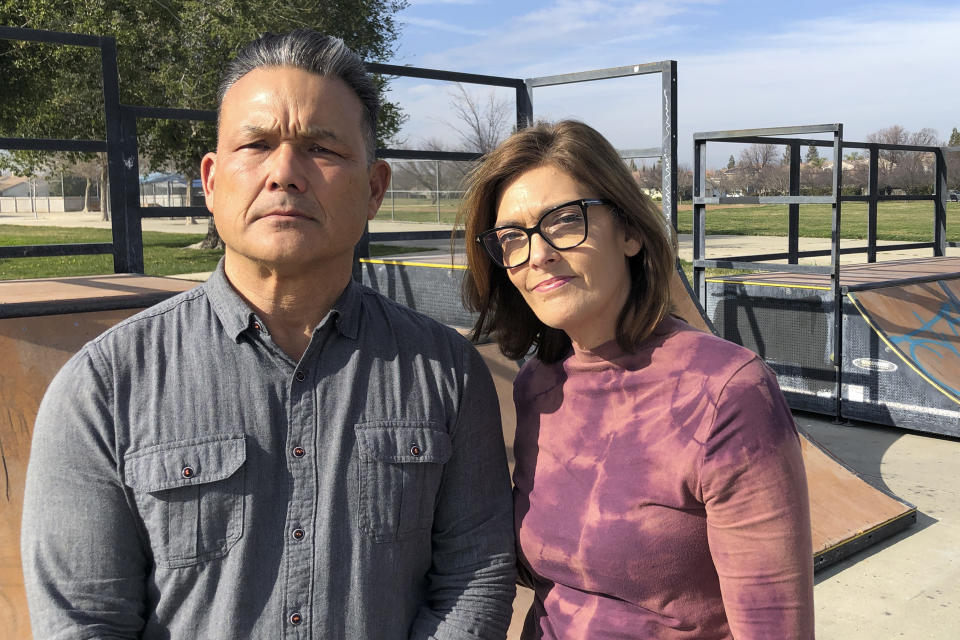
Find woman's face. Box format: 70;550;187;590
494;164;642;350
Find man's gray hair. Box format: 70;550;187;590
218;29;379;162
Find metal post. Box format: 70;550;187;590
516;82;534;131
661;61;678;230
693;139;707;303
788;142;800;263
390;162;395;221
435;160;441;222
934;149;947;257
831;125;844;423
100;36;144;273
120;106;144;270
867;144;879;263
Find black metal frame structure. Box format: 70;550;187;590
1;26;677;276
692;123;955;420
0;26;135;271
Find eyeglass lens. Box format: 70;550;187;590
489;204;586;268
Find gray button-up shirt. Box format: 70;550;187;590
21;263;516;639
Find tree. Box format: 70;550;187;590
447;83;511;155
950;127;960;147
395;83;513;201
780;146;792;167
0;0;408;248
866;125;941;194
727;154;735;170
805;145;821;165
737;144;778;194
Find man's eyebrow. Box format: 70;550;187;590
238;124;342;143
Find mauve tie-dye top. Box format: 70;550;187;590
512;316;814;639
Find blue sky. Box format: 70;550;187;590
383;0;960;165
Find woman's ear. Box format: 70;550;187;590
623;232;643;258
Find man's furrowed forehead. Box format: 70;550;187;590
218;67;364;143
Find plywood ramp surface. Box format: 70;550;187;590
849;279;960;402
0;309;150;640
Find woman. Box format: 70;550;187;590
460;120;813;639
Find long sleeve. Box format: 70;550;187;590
21;347;149;639
410;345;517;640
701;358;814;639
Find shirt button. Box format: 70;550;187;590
290;612;303;626
292;528;305;540
293;446;306;458
410;444;422;456
181;466;195;479
294;371;306;382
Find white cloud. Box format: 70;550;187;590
389;2;960;164
408;0;482;5
400;16;488;36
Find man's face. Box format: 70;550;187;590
201;66;389;276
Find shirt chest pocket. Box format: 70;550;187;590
123;435;246;568
355;423;452;543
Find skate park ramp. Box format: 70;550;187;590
475;267;917;571
0;269;919;637
848;279;960;405
0;275;196;640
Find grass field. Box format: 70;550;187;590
377;198;461;224
674;201;960;241
0;225;427;280
378;199;960;242
3;199;958;279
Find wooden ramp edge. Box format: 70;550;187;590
0;275;197;640
848;279;960;404
477;266;917;573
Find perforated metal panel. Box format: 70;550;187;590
705;282;835;413
705;280;960;435
360;262;478;330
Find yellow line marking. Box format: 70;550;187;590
847;293;960;406
813;507;918;558
705;278;830;290
360;258;467;270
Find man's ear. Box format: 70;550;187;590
200;152;217;213
366;159;391;221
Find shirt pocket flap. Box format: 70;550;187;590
124;435;247;493
355;423;452;464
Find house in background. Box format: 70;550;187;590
140;173;203;207
0;174;86;214
0;175;49;197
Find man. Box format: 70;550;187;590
21;30;516;639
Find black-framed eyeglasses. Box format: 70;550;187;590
476;198;614;268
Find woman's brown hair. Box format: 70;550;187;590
459;119;675;363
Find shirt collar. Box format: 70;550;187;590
203;259;362;342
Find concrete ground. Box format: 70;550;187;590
798;415;960;640
4;212;960;638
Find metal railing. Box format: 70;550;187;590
1;26;679;277
691;123;952;421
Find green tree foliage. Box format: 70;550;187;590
804;145;820;164
727;154;735;169
0;0;408;232
949;127;960;147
